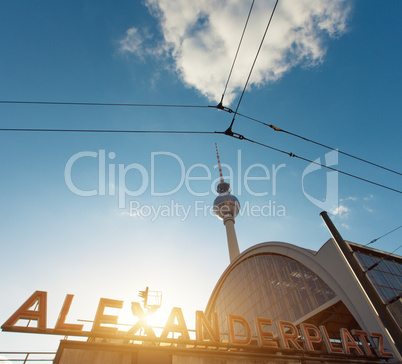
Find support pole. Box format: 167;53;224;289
320;211;402;357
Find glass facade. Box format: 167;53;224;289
354;249;402;328
354;251;402;303
210;253;336;339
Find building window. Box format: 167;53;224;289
354;252;402;303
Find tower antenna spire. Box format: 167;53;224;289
215;142;224;184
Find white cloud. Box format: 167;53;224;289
120;27;143;55
332;204;349;217
341;223;351;230
119;27;165;60
340;196;358;202
364;194;375;201
364;206;374;213
121;0;351;104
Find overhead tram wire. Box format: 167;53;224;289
3;101;401;177
226;0;280;133
215;130;402;195
0;100;211;109
366;225;402;246
0;128;215;135
219;0;255;107
365;245;402;273
3;100;401;177
235;111;402;176
6;100;401;175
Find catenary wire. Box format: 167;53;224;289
220;0;255;105
2;99;401;177
0;128;215;134
0;100;211;109
228;0;280;130
365;245;402;273
235;111;402;176
388;245;401;255
215;130;402;194
366;225;402;246
4;99;400;176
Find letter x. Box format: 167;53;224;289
128;302;156;337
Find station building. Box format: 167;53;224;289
49;236;402;364
2;149;402;363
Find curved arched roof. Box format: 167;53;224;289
206;240;343;314
205;240;382;338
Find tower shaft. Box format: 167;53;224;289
224;215;240;262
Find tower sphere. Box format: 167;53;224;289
213;193;240;220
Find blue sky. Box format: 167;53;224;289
1;0;401;354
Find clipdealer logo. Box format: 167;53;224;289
64;149;338;218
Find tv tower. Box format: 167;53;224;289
213;143;240;263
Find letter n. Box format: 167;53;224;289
2;291;47;330
196;311;220;342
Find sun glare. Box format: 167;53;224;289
117;301;169;335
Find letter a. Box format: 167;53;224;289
160;307;190;340
2;291;47;330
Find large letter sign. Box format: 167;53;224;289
1;291;395;360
